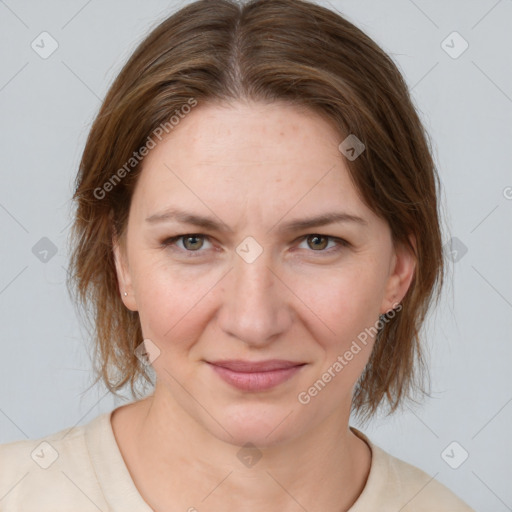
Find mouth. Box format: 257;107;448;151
206;359;307;392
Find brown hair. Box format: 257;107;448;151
67;0;444;424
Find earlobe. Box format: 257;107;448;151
380;235;417;315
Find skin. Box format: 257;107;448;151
111;100;416;512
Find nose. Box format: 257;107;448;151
217;247;292;348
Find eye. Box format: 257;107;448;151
297;234;349;254
161;233;350;258
161;234;213;255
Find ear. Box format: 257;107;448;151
112;235;138;312
379;234;416;315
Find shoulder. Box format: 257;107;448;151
350;427;475;512
384;449;475;511
0;415;108;512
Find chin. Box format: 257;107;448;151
209;401;304;448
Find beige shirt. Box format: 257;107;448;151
0;409;475;511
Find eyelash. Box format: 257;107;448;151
160;233;350;258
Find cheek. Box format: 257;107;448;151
296;268;384;398
302;258;386;342
132;257;218;346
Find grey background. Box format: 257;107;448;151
1;0;511;510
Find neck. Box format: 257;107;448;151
112;386;372;512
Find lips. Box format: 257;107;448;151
209;359;305;372
207;359;306;391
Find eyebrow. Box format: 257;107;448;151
145;208;368;233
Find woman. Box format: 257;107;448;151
0;0;475;510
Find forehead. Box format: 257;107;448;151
155;100;341;162
131;101;370;220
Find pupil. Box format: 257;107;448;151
310;235;327;250
185;235;202;250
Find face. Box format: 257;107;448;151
114;100;415;447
